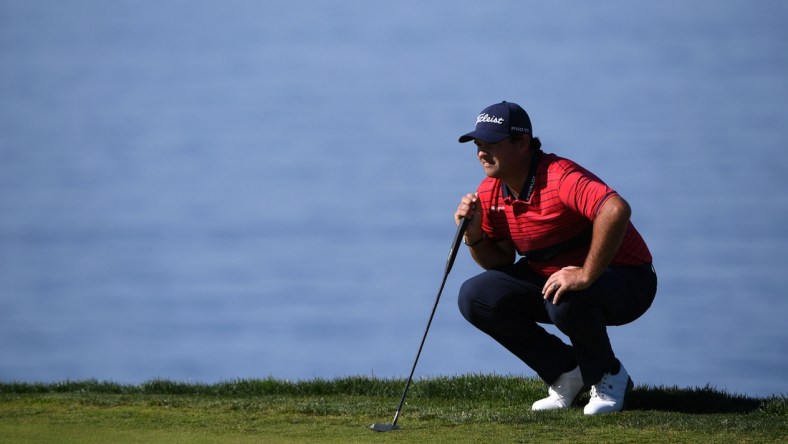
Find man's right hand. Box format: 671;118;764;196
455;193;483;244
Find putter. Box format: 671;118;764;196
370;217;470;432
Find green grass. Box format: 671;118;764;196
1;375;785;443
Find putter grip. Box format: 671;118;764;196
445;217;470;274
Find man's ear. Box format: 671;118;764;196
519;135;532;151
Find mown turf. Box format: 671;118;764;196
1;375;785;443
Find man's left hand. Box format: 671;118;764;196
542;266;593;304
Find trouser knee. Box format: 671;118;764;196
548;299;595;334
457;278;483;325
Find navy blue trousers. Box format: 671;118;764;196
458;259;657;386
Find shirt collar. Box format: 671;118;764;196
501;149;542;203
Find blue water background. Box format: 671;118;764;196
1;1;787;397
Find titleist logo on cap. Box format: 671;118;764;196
476;113;505;125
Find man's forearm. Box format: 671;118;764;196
582;196;631;283
466;235;516;270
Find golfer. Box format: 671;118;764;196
454;101;657;415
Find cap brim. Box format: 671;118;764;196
458;130;511;143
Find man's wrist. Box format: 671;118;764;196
464;232;486;247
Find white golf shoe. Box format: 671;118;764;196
583;364;634;415
532;366;584;411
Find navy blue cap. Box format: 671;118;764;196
458;101;532;143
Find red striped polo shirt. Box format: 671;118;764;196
477;151;652;277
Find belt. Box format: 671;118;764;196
518;226;593;262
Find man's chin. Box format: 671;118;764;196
483;166;499;178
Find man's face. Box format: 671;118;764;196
474;138;524;179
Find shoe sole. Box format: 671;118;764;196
621;377;634;411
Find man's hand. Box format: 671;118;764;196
542;266;592;304
455;193;483;244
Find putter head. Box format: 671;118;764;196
369;423;400;432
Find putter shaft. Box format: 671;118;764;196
369;218;469;432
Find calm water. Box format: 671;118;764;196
1;1;787;398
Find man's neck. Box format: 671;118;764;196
503;149;536;200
